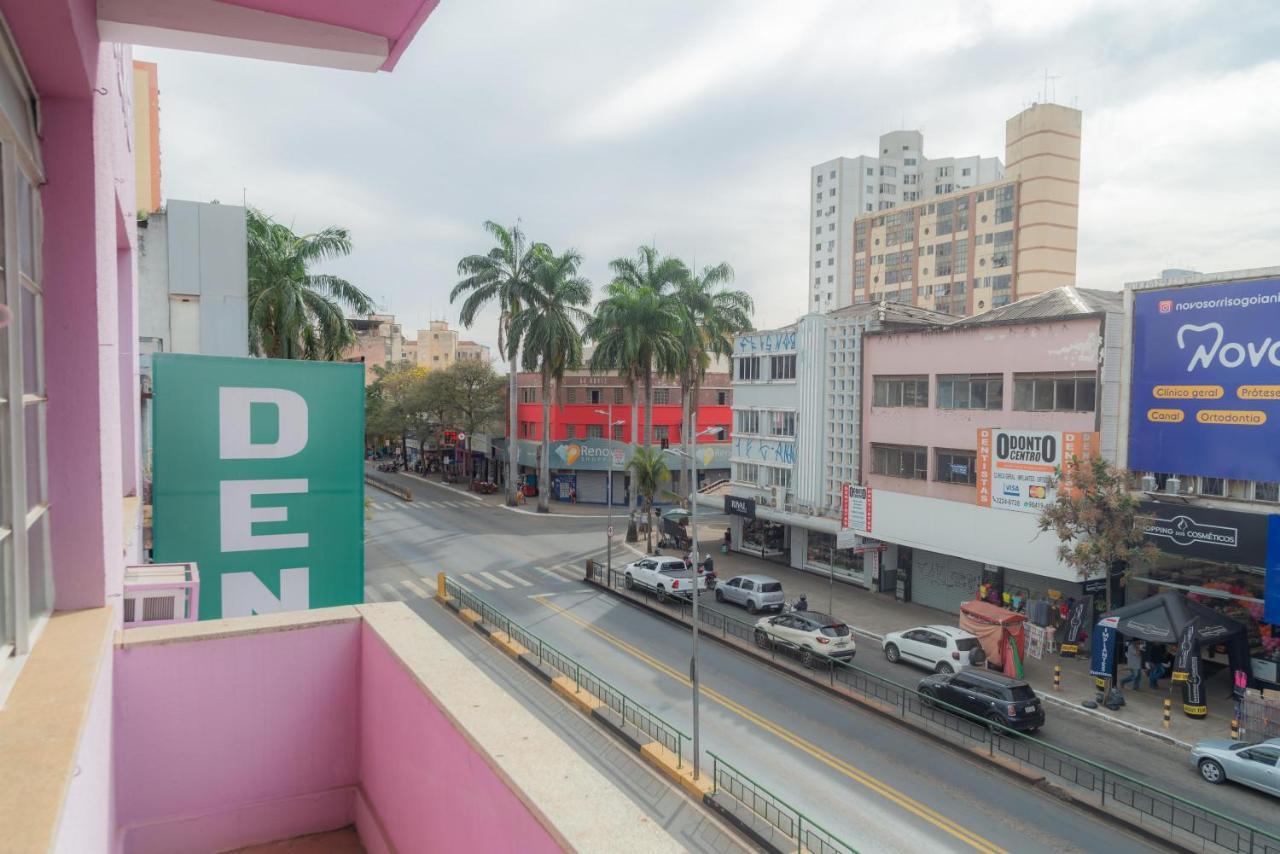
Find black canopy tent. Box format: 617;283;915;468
1100;591;1252;712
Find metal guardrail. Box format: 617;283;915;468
709;751;856;854
591;563;1280;854
364;471;412;500
442;575;688;766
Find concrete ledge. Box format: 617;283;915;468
117;605;361;648
703;792;793;854
518;654;555;683
489;631;529;658
590;707;646;753
639;742;712;802
458;608;482;626
551;675;602;715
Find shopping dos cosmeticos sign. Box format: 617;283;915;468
151;354;364;619
1129;277;1280;482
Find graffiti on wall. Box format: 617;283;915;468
736;329;797;354
733;437;797;465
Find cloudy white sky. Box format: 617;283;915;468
138;0;1280;360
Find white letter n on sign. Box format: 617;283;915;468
222;568;309;616
220;387;308;459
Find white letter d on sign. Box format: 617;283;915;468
220;387;308;459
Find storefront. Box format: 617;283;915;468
1132;501;1279;687
904;548;984;615
505;438;729;504
804;531;873;587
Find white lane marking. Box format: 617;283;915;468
498;570;533;588
401;579;430;598
364;585;384;602
419;576;440;593
480;571;513;590
379;582;405;601
532;565;560;578
462;573;493;591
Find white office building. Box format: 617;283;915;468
810;130;1002;312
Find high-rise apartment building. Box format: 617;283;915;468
811;131;1002;311
848;103;1082;315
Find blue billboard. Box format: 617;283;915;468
1129;277;1280;482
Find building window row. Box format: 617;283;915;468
937;373;1002;410
871;371;1096;413
872;376;929;408
1012;372;1097;413
871;443;928;480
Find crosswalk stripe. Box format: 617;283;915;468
462;573;493;591
401;579;430;598
498;570;533;588
379;582;405;601
532;565;559;579
364;585;383;602
480;571;513;590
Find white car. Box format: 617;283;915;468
882;625;985;674
623;555;706;601
753;611;856;667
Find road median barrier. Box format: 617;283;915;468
434;571;857;854
585;564;1280;854
365;472;412;500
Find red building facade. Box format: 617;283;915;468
513;370;733;444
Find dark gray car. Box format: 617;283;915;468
715;574;784;614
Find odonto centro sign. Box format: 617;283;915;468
152;354;364;619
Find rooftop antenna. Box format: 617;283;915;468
1042;68;1061;104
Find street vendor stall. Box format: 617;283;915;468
959;600;1027;679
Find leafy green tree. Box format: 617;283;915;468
627;446;671;552
452;221;544;505
246;208;373;359
442;359;507;478
1038;455;1159;613
367;364;431;463
671;261;752;493
585;284;647;446
510;248;591;513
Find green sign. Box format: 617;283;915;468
152;354;364;619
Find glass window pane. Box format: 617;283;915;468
938;381;952;409
1014;380;1032;410
1033;379;1054;411
18;175;33;277
26;511;52;620
21;285;39;394
989;379;1003;409
24;401;44;508
1077;378;1096;411
1056;379;1075;411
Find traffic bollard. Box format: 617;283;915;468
1162;699;1171;730
1053;665;1061;691
1231;717;1240;740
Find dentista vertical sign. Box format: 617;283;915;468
152;354;364;620
1129;277;1280;482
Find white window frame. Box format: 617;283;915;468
0;18;50;687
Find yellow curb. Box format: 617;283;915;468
640;742;711;801
551;675;602;715
491;631;529;658
459;607;481;625
435;593;453;605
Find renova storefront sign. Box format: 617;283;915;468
976;428;1098;513
1129;277;1280;482
509;438;731;470
152;355;364;619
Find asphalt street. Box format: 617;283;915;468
363;471;1275;851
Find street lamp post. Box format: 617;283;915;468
595;407;626;581
664;412;719;782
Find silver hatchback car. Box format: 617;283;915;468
715;574;784;614
1191;738;1280;797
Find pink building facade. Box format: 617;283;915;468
857;290;1123;614
0;5;682;852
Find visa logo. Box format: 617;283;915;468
1002;485;1020;497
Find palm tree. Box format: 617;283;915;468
627;446;670;552
584;286;646;446
592;246;685;449
510;248;592;513
672;262;753;494
246;208;373;359
452;221;544;506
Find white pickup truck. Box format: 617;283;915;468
622;555;707;601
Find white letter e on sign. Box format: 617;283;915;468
219;387;308;459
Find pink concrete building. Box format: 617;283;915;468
858;288;1123;614
0;5;683;852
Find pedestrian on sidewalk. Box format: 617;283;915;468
1120;638;1144;691
1148;644;1171;688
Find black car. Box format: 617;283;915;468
917;667;1045;733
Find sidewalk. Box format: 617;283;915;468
384;465;643;519
675;520;1237;749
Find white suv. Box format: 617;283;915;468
881;625;985;674
753;611;856;668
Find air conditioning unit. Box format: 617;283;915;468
1165;476;1182;496
123;563;199;627
773;486;787;510
1140;474;1157;493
